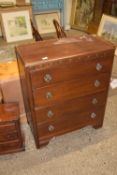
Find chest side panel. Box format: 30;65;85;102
16;54;39;146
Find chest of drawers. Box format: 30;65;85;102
0;103;24;154
16;35;115;148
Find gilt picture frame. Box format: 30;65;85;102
0;23;2;37
1;10;33;43
97;14;117;45
71;0;95;31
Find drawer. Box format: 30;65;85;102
0;103;19;123
33;73;110;107
30;56;113;89
0;132;18;142
0;139;22;153
0;123;16;134
35;91;107;124
37;107;105;139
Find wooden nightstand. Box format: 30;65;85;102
0;103;24;155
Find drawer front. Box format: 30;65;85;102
35;91;107;124
37;107;105;139
33;73;110;107
0;132;18;142
0;139;22;153
30;56;113;89
0;123;16;134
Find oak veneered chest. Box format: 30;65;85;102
16;35;115;148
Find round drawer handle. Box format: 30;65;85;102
48;125;55;132
96;63;102;71
47;110;54;118
94;80;101;87
92;98;98;105
46;92;53;99
91;112;96;119
44;74;52;83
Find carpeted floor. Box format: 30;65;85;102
0;31;117;175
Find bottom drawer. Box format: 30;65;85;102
0;132;18;142
0;139;24;154
0;123;16;134
37;107;105;140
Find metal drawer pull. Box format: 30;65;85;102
92;98;98;105
94;80;100;87
44;74;52;83
47;110;54;118
91;112;96;119
46;92;53;99
96;63;102;71
48;125;55;132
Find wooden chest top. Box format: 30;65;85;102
16;35;115;67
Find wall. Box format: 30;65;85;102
30;0;72;30
64;0;72;30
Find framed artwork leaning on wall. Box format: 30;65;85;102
34;11;60;34
98;14;117;45
0;22;2;37
71;0;95;31
98;14;117;55
1;10;33;43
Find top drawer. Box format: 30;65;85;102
29;56;113;89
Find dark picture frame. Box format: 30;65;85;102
71;0;95;31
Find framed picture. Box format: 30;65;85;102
97;14;117;45
16;0;30;5
92;0;105;24
0;23;2;37
87;0;105;34
71;0;95;31
0;0;16;3
34;12;60;34
1;10;33;43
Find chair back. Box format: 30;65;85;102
53;19;67;39
30;20;43;41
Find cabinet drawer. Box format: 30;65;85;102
35;91;107;124
30;56;113;89
0;123;16;134
0;132;18;142
33;73;110;107
0;139;22;153
37;107;105;139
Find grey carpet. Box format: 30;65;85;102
0;92;117;175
